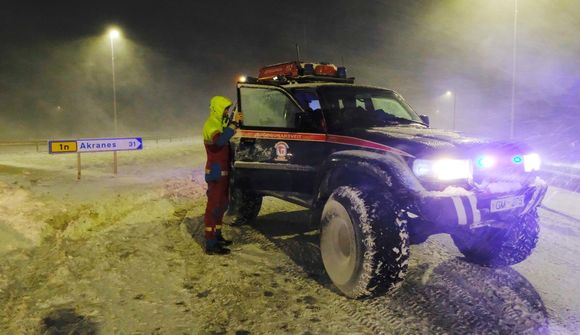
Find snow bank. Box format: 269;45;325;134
542;186;580;221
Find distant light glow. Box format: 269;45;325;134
445;91;453;97
109;29;120;39
238;75;247;83
476;155;497;169
523;153;541;172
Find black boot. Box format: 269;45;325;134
205;239;231;255
216;232;233;246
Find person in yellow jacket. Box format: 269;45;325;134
202;96;240;255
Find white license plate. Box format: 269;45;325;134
490;195;525;213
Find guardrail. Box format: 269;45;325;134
0;137;196;153
0;140;46;152
540;163;580;193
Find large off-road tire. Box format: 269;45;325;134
320;186;409;298
452;211;540;267
229;189;262;225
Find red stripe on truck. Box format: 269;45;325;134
236;130;413;157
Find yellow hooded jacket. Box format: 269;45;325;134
203;96;234;182
203;96;233;143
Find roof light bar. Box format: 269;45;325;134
257;61;350;82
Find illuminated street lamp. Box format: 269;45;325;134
109;29;120;40
108;28;120;174
445;91;457;130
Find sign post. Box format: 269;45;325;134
77;152;81;180
49;137;143;179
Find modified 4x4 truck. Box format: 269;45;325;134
227;61;548;298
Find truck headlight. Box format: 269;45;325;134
413;159;473;181
523;153;541;172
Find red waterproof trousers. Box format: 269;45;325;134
204;175;229;240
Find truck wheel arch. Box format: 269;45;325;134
315;150;420;208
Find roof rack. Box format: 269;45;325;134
249;61;355;85
243;75;355;86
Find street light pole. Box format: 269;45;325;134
109;29;120;174
510;0;518;139
446;91;456;130
452;93;457;130
110;32;118;136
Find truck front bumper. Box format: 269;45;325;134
416;177;548;231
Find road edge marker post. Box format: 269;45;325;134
77;152;81;180
114;151;118;175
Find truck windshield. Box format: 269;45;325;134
318;86;424;130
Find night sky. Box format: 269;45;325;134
1;1;579;160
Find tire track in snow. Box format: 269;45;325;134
230;219;377;334
330;236;548;334
247;198;550;334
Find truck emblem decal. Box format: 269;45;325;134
274;141;290;161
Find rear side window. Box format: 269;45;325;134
240;87;300;128
292;89;321;112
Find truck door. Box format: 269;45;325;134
231;84;327;204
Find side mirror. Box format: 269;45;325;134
419;114;430;126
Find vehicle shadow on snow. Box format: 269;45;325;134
253;210;549;334
251;210;331;285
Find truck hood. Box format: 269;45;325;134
335;125;532;159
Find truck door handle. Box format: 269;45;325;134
241;138;256;145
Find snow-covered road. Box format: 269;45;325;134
242;199;579;335
0;141;578;334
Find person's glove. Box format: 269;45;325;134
232;111;243;127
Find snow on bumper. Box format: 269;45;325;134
418;177;548;229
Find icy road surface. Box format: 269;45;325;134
0;140;578;334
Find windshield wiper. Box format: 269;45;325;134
382;115;426;126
